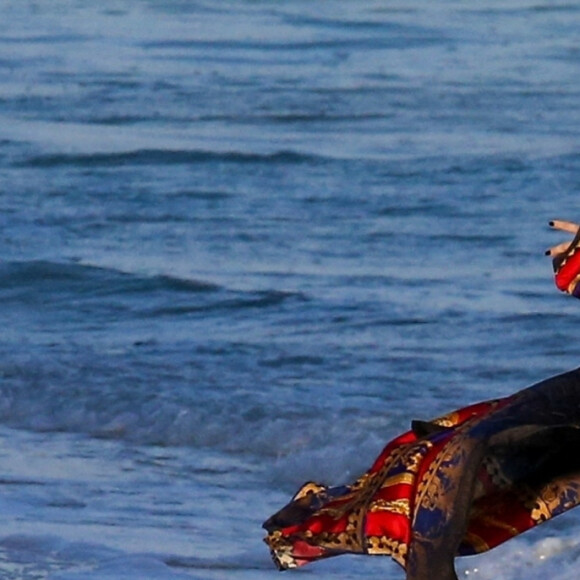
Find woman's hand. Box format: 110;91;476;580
547;220;580;297
546;220;580;258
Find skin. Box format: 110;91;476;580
546;219;580;257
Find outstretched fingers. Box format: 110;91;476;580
546;220;580;257
546;241;572;257
549;220;580;234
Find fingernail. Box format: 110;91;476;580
549;221;555;227
545;249;551;256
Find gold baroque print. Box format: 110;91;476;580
380;472;415;488
334;445;414;519
304;510;365;552
366;534;408;565
415;414;486;516
431;412;460;428
416;433;470;514
369;498;411;517
525;481;580;523
292;482;327;501
403;441;433;474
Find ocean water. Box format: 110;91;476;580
1;0;580;578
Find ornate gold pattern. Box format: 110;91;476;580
299;508;365;552
369;498;411;517
292;481;327;500
521;481;579;523
266;531;300;569
264;387;580;572
366;535;408;564
415;415;483;517
432;411;460;428
380;472;415;487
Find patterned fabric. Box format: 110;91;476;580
263;370;580;575
553;228;580;298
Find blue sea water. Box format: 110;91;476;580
1;1;580;578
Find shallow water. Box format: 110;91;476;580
1;0;580;578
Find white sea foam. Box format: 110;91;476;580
457;535;580;580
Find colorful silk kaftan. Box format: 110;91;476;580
264;370;580;578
